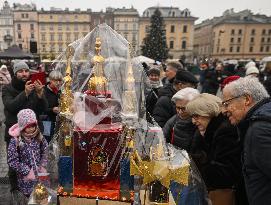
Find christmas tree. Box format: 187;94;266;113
141;8;169;62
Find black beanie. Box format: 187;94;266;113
174;70;198;84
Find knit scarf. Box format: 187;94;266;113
48;83;59;95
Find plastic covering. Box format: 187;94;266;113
39;23;210;205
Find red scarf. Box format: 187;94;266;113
49;83;59;94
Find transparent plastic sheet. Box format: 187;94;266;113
28;183;57;205
131;119;210;205
44;23;210;204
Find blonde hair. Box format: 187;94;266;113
186;93;222;118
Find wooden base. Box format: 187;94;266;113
59;197;131;205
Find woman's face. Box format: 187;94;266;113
50;78;63;89
175;99;189;119
191;114;211;134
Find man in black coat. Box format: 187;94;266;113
223;77;271;205
2;61;48;191
153;70;198;127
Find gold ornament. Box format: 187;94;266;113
60;45;74;115
130;150;189;188
33;183;49;204
88;37;108;94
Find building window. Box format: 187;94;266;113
74;33;79;40
262;29;266;35
172;11;175;17
66;25;70;31
75;15;78;19
217;47;219;53
145;25;149;33
30;24;34;30
42;44;46;52
59;44;63;52
26;14;28;18
260;46;264;52
182;40;186;49
41;34;46;41
21;13;24;18
50;34;54;41
238;29;242;35
132;33;136;41
124;32;128;39
236;46;240;52
17;24;21;30
50;15;53;19
133;23;136;30
18;33;21;39
19;44;22;49
269;29;271;35
251;29;255;35
50;44;55;52
230;38;234;43
58;24;62;30
238;38;241;43
41;25;45;31
50;25;54;31
124;24;128;30
31;33;34;39
250;37;254;43
266;46;270;52
249;46;253;52
66;33;71;41
74;24;78;31
58;34;62;41
169;41;174;49
261;37;265;43
231;29;235;35
170;25;175;33
267;38;271;43
183;25;187;33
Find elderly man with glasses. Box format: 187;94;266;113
222;77;271;205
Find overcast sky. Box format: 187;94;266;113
6;0;271;23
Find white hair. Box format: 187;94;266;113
49;70;63;80
172;87;200;102
224;76;269;103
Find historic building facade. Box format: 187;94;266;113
0;1;14;51
139;7;198;61
194;9;271;61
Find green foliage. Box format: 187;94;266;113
141;8;169;62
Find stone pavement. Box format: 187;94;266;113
0;124;11;204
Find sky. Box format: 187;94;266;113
6;0;271;23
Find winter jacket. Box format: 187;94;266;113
192;113;242;189
152;84;176;127
2;78;48;142
237;98;271;205
7;134;48;196
163;115;196;152
200;68;219;95
0;69;11;85
44;85;60;122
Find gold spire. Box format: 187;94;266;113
88;37;108;94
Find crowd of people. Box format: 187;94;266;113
145;60;271;205
0;58;270;205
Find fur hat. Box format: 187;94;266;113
13;61;29;74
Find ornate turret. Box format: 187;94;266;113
88;38;108;96
59;46;74;116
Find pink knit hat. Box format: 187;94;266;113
9;109;37;137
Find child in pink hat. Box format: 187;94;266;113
7;108;48;198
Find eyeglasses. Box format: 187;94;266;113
176;106;186;112
222;95;243;108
